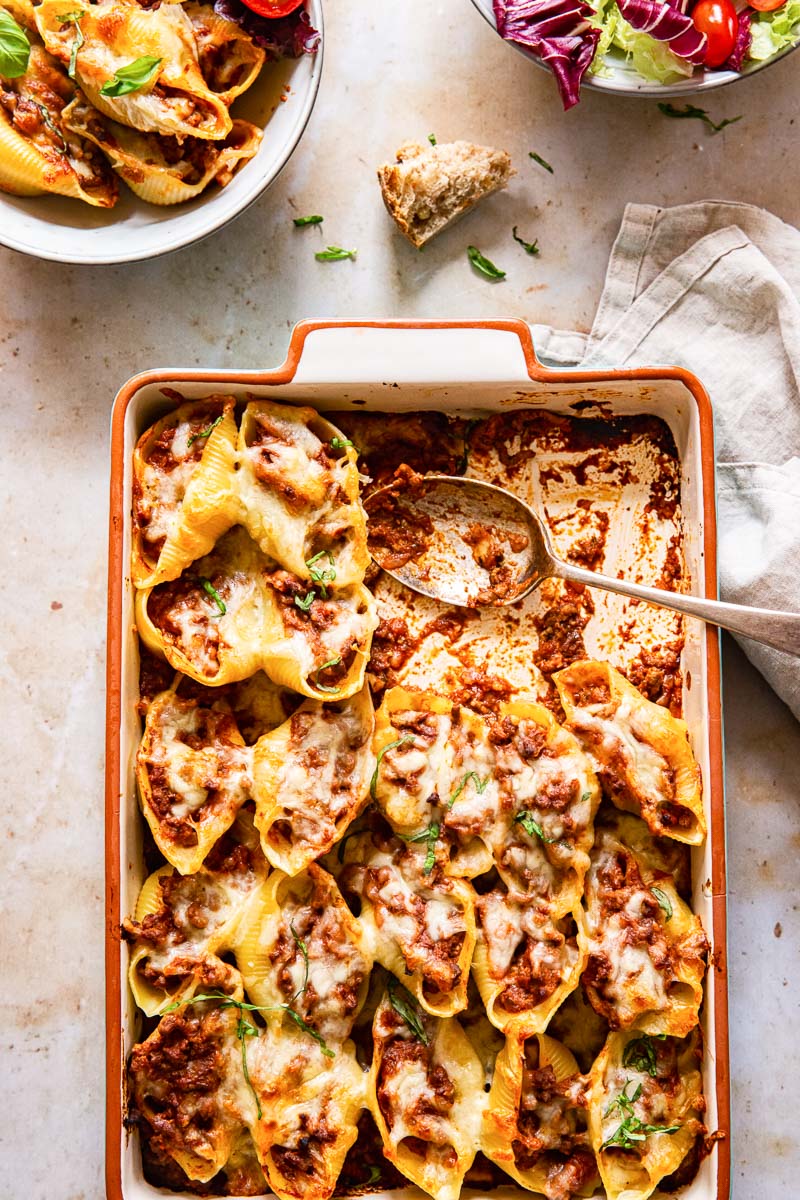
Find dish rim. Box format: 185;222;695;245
105;316;730;1200
0;0;324;266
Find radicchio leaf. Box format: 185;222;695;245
723;9;751;70
213;0;320;59
615;0;707;62
493;0;601;109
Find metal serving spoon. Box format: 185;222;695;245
366;474;800;657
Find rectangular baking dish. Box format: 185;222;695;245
106;318;730;1200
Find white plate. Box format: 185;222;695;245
0;0;323;265
470;0;800;97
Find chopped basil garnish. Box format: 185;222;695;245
200;578;226;617
512;226;539;256
467;245;506;281
294;590;316;612
289;921;310;1002
314;655;342;693
370;734;414;799
657;102;742;134
387;977;428;1044
448;770;489;809
330;436;354;450
188;413;223;446
529;150;554;173
35;103;67;152
293;214;323;226
316;246;357;262
400;821;440;875
651;886;673;921
622;1034;664;1077
367;1166;382;1185
601;1078;680;1150
100;54;162;97
282;1005;335;1056
58;11;85;80
428;133;437;145
306;549;336;597
514;809;558;843
0;10;31;78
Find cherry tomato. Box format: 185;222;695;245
240;0;304;15
749;0;785;12
691;0;738;67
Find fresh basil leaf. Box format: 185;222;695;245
100;54;162;97
529;150;554;173
293;214;323;226
387;977;428;1044
0;10;30;78
370;734;414;799
512;226;539;256
514;809;558;843
316;245;356;261
467;245;506;280
657;101;742;134
200;578;226;617
314;655;342;693
651;886;673;921
622;1035;658;1077
187;413;223;446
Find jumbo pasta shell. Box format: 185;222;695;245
35;0;232;140
185;2;265;106
131;396;239;588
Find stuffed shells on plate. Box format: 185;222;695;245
0;0;117;203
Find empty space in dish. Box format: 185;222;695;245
109;328;726;1200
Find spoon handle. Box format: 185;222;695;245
557;562;800;657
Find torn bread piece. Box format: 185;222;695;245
377;139;513;247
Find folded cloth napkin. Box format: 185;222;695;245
532;201;800;721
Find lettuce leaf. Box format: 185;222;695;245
589;0;694;80
213;0;319;59
748;0;800;61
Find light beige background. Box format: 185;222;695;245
1;1;798;1197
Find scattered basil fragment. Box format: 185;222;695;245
330;435;354;449
514;809;558;843
200;578;226;617
370;734;414;799
314;655;342;693
187;413;223;446
58;11;85;80
367;1167;382;1185
622;1034;659;1077
467;245;506;280
448;770;489;809
657;102;742;133
428;133;437;144
601;1078;680;1149
35;102;67;152
651;886;673;921
294;590;316;612
316;245;357;261
100;55;162;97
293;214;323;226
387;977;429;1044
512;225;539;256
306;548;336;597
0;10;31;79
399;821;440;875
529;150;554;173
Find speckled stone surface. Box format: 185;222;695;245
1;3;798;1197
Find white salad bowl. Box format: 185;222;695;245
0;0;323;265
470;0;799;96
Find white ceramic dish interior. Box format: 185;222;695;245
109;322;728;1200
470;0;799;96
0;0;323;265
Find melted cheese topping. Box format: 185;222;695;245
152;699;252;824
138;421;199;544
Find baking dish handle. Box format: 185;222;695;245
289;321;536;385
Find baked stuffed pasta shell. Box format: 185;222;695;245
234;864;372;1047
588;1030;704;1200
554;661;705;845
371;688;455;832
339;825;476;1018
582;823;708;1036
236;401;369;589
481;1031;598;1197
35;0;232;140
252;687;374;875
247;1027;367;1200
130;1002;248;1183
369;986;484;1200
184;2;264;106
136;527;378;697
0;2;118;204
122;823;267;1016
63;94;262;204
136;687;254;874
131;396;239;588
472;890;586;1034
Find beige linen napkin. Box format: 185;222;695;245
533;201;800;721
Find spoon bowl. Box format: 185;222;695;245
366;473;800;657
